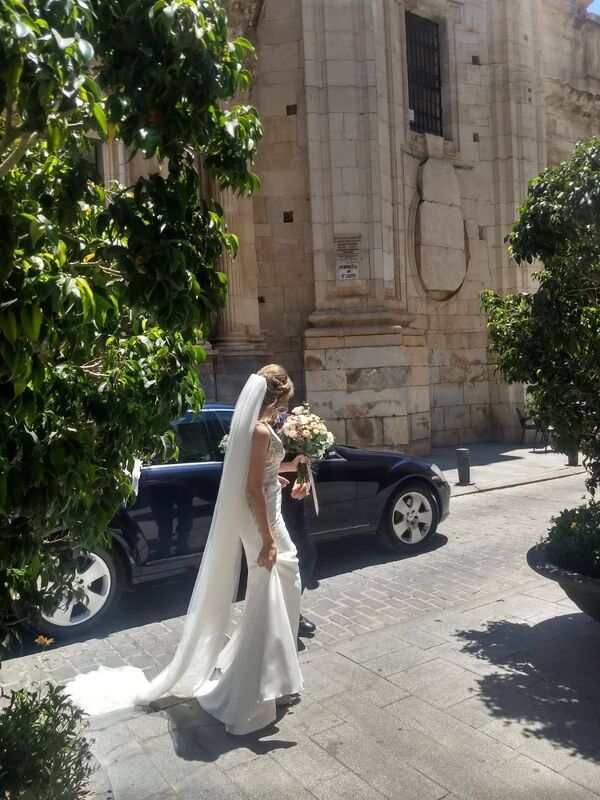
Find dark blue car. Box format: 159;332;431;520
36;404;451;636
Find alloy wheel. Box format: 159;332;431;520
391;490;433;545
40;552;113;628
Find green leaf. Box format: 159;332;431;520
235;37;254;52
0;310;18;344
47;120;61;154
57;239;67;266
51;29;75;50
20;307;42;342
29;218;46;247
78;39;94;62
0;472;7;508
91;102;108;137
38;80;53;107
14;19;29;39
75;277;96;318
29;552;41;580
83;75;101;101
1;55;23;88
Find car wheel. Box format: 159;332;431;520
378;482;439;552
30;547;123;638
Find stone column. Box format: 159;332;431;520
487;0;547;442
211;185;264;400
204;0;266;400
300;0;431;454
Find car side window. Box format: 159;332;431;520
210;409;234;462
213;409;234;434
173;415;219;463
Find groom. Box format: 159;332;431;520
276;412;318;639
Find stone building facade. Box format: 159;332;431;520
104;0;600;454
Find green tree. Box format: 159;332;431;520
482;139;600;490
0;0;262;655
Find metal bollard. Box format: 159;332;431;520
456;448;471;485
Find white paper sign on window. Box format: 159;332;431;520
335;235;361;282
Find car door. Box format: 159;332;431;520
125;412;222;572
305;447;361;537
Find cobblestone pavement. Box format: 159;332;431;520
3;474;600;800
2;474;585;685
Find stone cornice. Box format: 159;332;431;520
544;76;600;119
307;308;417;331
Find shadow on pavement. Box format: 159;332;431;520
456;614;600;763
9;532;447;658
431;443;558;472
156;699;297;761
313;532;448;584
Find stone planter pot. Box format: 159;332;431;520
527;543;600;622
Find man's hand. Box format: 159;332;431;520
291;481;310;500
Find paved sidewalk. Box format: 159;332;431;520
431;443;585;496
82;475;600;800
88;575;600;800
3;467;598;799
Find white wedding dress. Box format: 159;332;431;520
65;375;303;735
197;423;302;733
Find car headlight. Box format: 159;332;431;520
430;463;447;482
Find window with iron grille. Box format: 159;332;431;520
405;12;443;137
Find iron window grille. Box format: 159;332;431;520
405;11;443;137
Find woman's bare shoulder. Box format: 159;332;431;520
253;422;271;441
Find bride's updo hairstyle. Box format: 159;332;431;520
258;364;294;419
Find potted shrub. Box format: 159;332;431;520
482;139;600;617
528;502;600;622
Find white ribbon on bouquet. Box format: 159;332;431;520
308;462;319;516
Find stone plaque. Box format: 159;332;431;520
335;235;361;282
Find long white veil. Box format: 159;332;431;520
65;373;267;715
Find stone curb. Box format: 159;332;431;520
450;467;586;497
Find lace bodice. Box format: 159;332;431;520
261;423;285;488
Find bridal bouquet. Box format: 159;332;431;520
279;403;334;484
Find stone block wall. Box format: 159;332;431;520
304;327;431;456
542;2;600;167
216;0;600;451
94;0;600;447
397;0;505;448
251;0;314;398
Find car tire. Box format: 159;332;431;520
377;482;440;553
28;547;124;639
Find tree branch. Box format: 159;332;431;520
71;261;123;278
0;132;39;177
0;87;18;155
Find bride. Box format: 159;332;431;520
66;364;306;735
